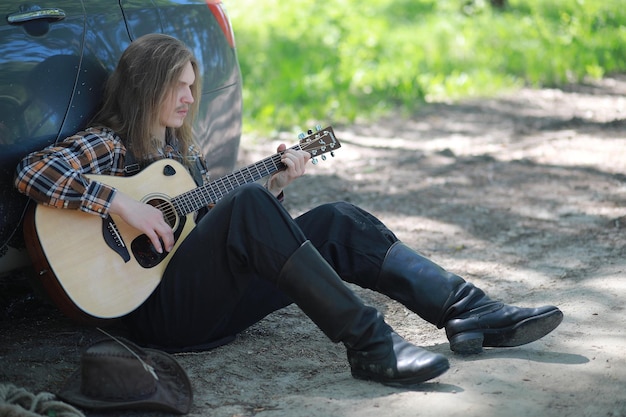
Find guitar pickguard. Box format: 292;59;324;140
131;215;187;268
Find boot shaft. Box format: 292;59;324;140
278;240;450;385
278;241;389;351
376;241;482;327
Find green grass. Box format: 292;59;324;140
226;0;626;134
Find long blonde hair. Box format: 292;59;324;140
92;33;201;164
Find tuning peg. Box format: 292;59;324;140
331;151;335;157
315;124;322;131
307;129;313;135
298;132;305;139
312;158;318;165
321;155;327;161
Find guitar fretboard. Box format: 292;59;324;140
171;144;302;215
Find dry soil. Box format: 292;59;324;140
1;77;625;417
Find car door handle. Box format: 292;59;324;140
7;7;66;24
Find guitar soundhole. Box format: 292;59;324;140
147;198;178;229
130;197;180;269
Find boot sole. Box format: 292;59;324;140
450;308;564;355
351;360;450;387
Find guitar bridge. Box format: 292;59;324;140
102;215;131;262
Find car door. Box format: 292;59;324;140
0;1;87;265
0;0;131;274
0;0;242;276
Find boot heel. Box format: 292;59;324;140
348;332;450;386
449;331;484;354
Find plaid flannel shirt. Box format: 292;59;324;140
15;127;283;217
14;127;127;218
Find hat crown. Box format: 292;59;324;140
58;338;193;414
81;342;157;401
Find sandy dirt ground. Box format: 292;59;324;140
1;76;625;417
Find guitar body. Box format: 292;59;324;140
25;159;197;322
24;126;340;324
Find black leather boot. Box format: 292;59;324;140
278;241;450;386
375;242;563;354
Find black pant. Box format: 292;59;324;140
124;183;398;352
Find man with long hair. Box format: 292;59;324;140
15;34;563;387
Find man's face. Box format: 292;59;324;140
158;61;195;130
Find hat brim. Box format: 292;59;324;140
57;346;192;415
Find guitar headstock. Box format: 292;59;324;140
297;125;341;164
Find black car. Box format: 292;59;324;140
0;0;242;275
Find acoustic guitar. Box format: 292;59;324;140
24;126;340;323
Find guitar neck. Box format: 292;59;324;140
169;126;340;216
171;144;299;215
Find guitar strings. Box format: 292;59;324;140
152;150;282;214
152;140;326;216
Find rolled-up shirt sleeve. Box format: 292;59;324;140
14;128;126;218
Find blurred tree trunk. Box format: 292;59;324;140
490;0;507;8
